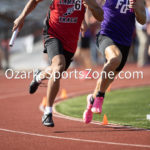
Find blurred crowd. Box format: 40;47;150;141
0;33;10;71
135;0;150;67
0;0;150;71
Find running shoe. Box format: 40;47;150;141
29;69;41;94
83;94;93;124
91;97;104;114
42;113;54;127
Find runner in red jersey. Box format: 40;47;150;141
12;0;103;127
47;0;85;53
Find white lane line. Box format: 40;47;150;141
54;113;150;131
53;101;150;131
0;128;150;148
54;113;122;128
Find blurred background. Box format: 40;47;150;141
0;0;150;72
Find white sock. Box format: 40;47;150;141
36;73;42;83
44;106;52;115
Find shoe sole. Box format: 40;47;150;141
83;109;93;124
43;122;55;127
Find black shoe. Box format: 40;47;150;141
29;69;41;94
42;113;55;127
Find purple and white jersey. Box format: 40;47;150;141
100;0;135;46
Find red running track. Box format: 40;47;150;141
0;64;150;150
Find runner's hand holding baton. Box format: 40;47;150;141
10;15;24;47
9;28;19;47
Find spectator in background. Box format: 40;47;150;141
73;0;105;69
0;33;10;70
74;29;93;69
74;20;93;71
74;9;101;69
87;11;102;65
148;44;150;56
0;46;3;70
146;1;150;59
136;0;150;67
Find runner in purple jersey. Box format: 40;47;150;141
83;0;146;124
101;0;135;46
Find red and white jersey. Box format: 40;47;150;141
48;0;85;53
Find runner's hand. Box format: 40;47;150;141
129;0;136;10
80;21;88;37
12;16;25;32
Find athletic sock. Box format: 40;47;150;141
90;92;105;105
44;106;52;115
96;91;105;98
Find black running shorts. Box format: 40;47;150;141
43;36;74;70
96;34;130;71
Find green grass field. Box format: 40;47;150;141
56;86;150;129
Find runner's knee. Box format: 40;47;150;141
52;63;65;73
51;55;66;73
107;55;122;70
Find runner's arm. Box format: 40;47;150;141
83;0;104;22
80;19;88;37
13;0;43;31
129;0;146;25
